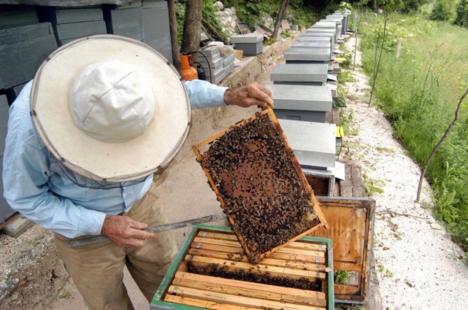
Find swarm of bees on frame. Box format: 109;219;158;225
187;262;322;290
199;112;318;263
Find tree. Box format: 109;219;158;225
454;0;468;28
430;0;454;21
181;0;203;53
272;0;289;40
416;88;468;202
168;0;181;70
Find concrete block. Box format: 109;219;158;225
285;47;331;62
234;42;263;56
279;119;336;169
271;63;328;84
110;7;143;41
56;20;107;41
55;8;103;23
269;84;332;112
0;23;57;90
110;0;173;62
230;33;263;43
200;46;220;58
223;54;235;67
141;0;172;62
0;7;38;28
2;214;33;237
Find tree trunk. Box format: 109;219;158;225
167;0;180;70
415;87;468;202
182;0;202;53
272;0;289;40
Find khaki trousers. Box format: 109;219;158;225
54;183;177;310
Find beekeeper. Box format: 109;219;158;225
2;35;273;310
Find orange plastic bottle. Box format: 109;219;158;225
180;54;198;81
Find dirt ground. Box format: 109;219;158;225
340;38;468;309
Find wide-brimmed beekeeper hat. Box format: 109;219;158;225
31;35;191;182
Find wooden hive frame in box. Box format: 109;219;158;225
310;197;375;304
151;225;335;310
192;109;328;263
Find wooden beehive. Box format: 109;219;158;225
151;225;335;310
193;109;327;263
310;197;375;303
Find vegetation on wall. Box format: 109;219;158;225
359;12;468;252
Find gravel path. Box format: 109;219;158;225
341;38;468;310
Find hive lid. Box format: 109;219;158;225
193;110;327;263
310;197;375;303
285;47;331;61
272;63;328;83
279;119;336;169
269;84;332;112
231;33;264;43
292;41;331;48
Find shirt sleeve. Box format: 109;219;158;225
2;81;106;238
184;79;228;109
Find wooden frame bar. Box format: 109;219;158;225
151;225;335;310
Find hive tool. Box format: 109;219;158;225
68;214;225;248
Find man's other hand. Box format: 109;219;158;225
224;82;274;109
101;215;155;247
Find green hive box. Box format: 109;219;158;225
151;225;335;310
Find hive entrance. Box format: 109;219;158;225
193;110;325;263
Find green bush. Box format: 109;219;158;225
359;12;468;252
430;0;454;21
454;0;468;27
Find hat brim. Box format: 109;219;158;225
31;35;191;182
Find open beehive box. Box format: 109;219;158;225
151;225;335;310
310;197;375;303
192;109;327;263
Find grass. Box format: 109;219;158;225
358;11;468;253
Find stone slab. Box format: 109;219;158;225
284;47;331;62
0;23;57;90
230;33;263;43
279;119;336;169
269;84;332;112
271;63;328;84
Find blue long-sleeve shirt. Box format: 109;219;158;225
2;80;227;238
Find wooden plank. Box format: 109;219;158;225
189;243;325;264
187;249;327;272
173;272;326;306
164;294;256;310
185;255;326;280
196;232;327;251
168;285;325;310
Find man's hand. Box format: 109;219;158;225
224;82;274;109
101;215;155;247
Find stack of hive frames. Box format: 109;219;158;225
151;225;335;310
310;197;375;303
193;109;327;264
